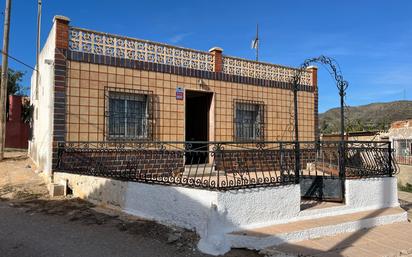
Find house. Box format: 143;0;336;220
384;119;412;166
29;16;318;175
321;130;384;141
6;95;30;149
382;119;412;188
29;16;405;255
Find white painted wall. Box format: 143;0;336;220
298;177;400;220
29;20;56;175
217;186;301;230
346;177;399;210
124;182;218;232
198;185;300;255
53;172;127;208
53;172;401;255
53;171;301;255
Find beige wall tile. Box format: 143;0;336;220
65;61;316;142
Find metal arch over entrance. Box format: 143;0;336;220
292;56;349;202
292;55;349;143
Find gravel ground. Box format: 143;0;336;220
0;150;261;257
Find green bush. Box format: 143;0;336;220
398;182;412;193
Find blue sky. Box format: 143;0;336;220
3;0;412;112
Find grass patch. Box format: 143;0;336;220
398;182;412;193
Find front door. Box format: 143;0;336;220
185;90;212;164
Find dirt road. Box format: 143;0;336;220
0;151;260;257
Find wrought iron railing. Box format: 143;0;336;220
56;141;397;191
345;141;398;178
299;141;398;179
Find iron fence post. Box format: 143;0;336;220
279;142;284;181
56;142;64;169
338;141;346;201
295;141;300;184
338;141;345;178
216;144;220;189
388;141;393;177
292;77;300;185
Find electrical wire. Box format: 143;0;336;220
0;49;37;72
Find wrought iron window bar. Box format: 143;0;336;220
393;139;412;166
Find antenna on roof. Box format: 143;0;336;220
251;24;259;61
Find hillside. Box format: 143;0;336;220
319;100;412;134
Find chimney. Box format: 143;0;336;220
53;15;70;49
209;47;223;73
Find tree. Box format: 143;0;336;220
0;67;26;119
4;67;25;96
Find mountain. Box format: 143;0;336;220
319;100;412;134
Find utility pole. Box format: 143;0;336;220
36;0;41;100
0;0;12;161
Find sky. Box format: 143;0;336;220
2;0;412;112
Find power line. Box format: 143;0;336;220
0;49;37;71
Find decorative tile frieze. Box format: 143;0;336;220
222;56;312;85
68;27;312;85
69;27;214;72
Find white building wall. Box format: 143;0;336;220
29;21;56;176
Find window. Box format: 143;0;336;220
394;139;412;157
234;100;264;141
108;92;149;139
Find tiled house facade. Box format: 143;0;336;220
28;17;404;255
30;16;318;174
66;62;317;142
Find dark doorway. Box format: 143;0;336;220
185;90;213;164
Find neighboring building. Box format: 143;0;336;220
321;130;384;141
29;16;318;175
5;95;30;149
385;119;412;165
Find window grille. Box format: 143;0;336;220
394;139;412;157
106;88;154;140
393;139;412;165
234;100;265;141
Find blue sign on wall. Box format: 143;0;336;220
176;87;184;100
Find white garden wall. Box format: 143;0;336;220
297;177;399;221
53;172;401;255
346;177;399;209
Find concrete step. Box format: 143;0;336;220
262;222;412;257
226;207;407;250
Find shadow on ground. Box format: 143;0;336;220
1;151;411;257
0;194;261;257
